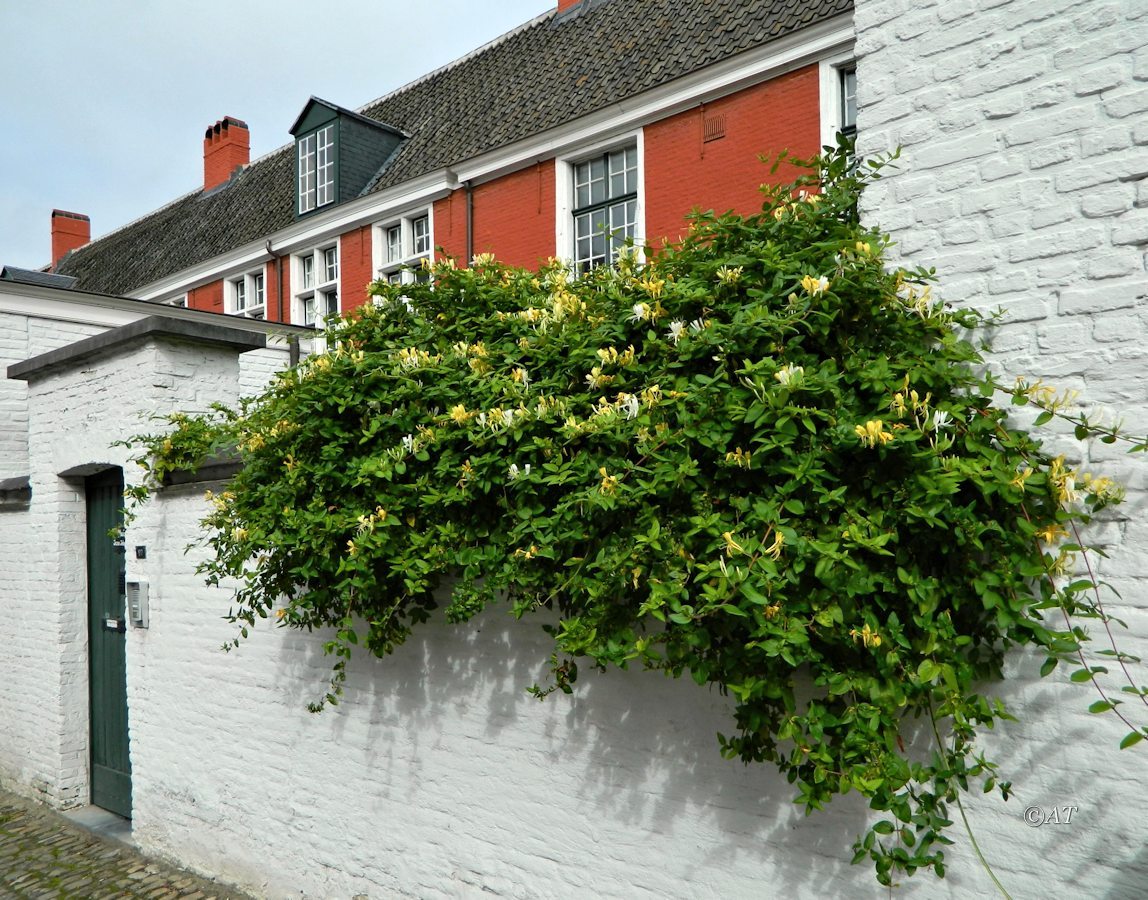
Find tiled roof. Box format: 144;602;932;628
0;265;78;289
57;0;851;296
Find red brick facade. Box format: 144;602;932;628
340;226;374;313
187;62;827;325
644;64;821;250
436;161;558;270
189;280;224;314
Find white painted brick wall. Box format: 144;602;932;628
857;0;1148;896
129;488;898;900
0;333;247;812
0;312;104;480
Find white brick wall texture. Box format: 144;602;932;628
857;0;1148;896
3;2;1148;895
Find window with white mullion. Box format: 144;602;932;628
376;211;432;285
316;125;335;207
229;270;266;319
841;68;858;136
573;145;638;272
298;133;317;214
295;244;339;327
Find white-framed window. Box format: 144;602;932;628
375;210;433;284
841;67;857;137
572;145;638;272
819;53;857;149
227;270;266;319
555;131;644;272
298;124;336;215
294;244;339;327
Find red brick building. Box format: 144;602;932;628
50;0;855;327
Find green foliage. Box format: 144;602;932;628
128;149;1142;887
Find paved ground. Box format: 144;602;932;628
0;789;252;899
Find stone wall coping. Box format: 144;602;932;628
7;316;267;382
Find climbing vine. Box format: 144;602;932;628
127;148;1146;888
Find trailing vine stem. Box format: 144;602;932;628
927;701;1013;900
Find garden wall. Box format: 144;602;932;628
855;0;1148;894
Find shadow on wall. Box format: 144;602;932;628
271;600;876;896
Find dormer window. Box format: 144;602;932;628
298;124;336;214
289;96;408;220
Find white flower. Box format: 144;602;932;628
688;317;707;333
620;394;640;420
931;410;953;431
666;320;686;344
501;409;516;428
401;434;415;453
631;302;651;322
774;364;804;388
508;463;530;481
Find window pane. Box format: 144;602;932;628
842;69;857;130
253;273;265;306
413;216;429;255
386;270;403;284
234;279;246;310
589;157;606;206
302;255;314;290
387;225;402;262
316;125;335;206
574;161;591;209
303;296;315;326
298;134;316;213
324;247;338;282
323;289;338;317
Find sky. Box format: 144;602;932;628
0;0;555;270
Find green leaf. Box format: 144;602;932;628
1040;656;1058;677
1088;700;1115;714
1120;731;1144;750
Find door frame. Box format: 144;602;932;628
83;466;132;818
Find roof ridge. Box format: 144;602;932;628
63;8;557;267
354;7;556;116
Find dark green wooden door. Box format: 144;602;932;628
86;468;132;818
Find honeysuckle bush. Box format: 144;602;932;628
128;149;1146;888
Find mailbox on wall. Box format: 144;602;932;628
126;579;149;628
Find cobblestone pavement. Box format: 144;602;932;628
0;790;252;899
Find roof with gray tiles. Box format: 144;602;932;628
56;0;851;296
0;265;78;289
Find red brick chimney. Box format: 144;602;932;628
51;209;90;269
557;0;581;11
203;116;250;191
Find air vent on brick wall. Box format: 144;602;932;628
704;114;727;143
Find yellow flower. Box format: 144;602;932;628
854;420;894;448
850;623;882;649
449;404;470;425
800;274;830;295
722;531;745;556
598;467;620;496
276;608;288;621
725;447;752;468
764;530;784;560
716;265;744;286
1035;523;1068;545
1010;466;1033;491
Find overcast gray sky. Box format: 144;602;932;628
0;0;555;270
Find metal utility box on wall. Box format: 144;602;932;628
126;579;149;628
